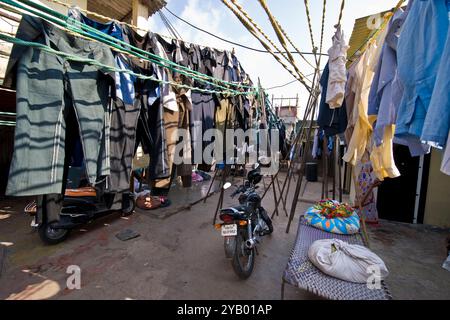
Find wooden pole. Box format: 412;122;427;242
338;136;343;202
132;0;149;36
285;92;320;233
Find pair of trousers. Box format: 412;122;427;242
109;97;141;191
151;107;179;192
175;88;193;184
5;16;115;196
190;92;216;165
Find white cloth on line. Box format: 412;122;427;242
326;25;349;109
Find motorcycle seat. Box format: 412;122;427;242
65;187;97;198
220;205;250;219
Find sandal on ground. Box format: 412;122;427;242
136;195;161;210
158;196;172;208
24;200;37;215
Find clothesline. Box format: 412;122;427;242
257;0;316;79
163;7;328;58
303;0;319;66
0;0;258;93
0;33;255;96
221;0;313;94
46;0;240;56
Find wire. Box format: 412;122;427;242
264;79;297;90
159;11;183;40
264;70;321;90
164;7;328;57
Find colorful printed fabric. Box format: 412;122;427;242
313;199;355;219
356;159;379;223
305;200;360;235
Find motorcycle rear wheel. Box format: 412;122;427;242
231;229;255;279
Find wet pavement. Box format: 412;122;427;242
0;173;449;300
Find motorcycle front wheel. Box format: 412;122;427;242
231;228;255;279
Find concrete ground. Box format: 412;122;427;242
0;174;449;300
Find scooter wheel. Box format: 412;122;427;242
122;196;136;216
38;222;70;245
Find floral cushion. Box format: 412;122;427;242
304;202;360;235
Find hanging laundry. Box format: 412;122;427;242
421;4;450;150
174;79;193;187
343;21;388;166
145;32;179;195
312;128;320;159
343;62;357;145
395;0;448;155
213;49;233;82
366;8;407;181
317;62;347;138
355;153;379;224
4;15;115;198
68;7;142;193
326;25;349;109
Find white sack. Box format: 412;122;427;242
308;239;389;283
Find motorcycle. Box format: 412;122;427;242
215;164;273;279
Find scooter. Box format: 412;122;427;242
25;167;135;245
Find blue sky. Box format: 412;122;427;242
148;0;403;109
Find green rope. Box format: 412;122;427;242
1;0;256;93
22;0;255;90
0;33;254;96
0;120;15;126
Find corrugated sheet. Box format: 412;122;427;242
87;0;167;21
347;8;400;65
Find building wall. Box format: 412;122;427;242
423;149;450;228
42;0;87;14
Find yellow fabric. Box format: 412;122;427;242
366;24;400;181
369;125;400;180
343;27;387;166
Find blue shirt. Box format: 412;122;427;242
421;4;450;148
68;7;135;104
395;0;449;153
368;9;406;146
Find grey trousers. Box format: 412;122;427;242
109;97;141;191
5;16;115;196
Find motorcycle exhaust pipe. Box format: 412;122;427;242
245;238;258;249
